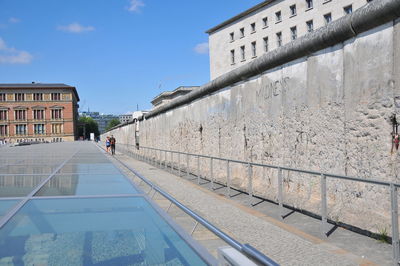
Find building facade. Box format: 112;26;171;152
0;83;80;143
151;86;199;109
206;0;371;79
79;111;119;134
119;113;133;124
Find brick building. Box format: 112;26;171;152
0;83;80;143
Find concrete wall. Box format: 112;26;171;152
104;18;400;234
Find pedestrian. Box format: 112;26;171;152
105;136;111;153
110;135;116;155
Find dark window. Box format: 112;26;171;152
251;42;257;57
0;93;5;101
33;93;43;101
0;125;7;136
14;110;26;120
51;109;62;119
275;11;282;22
262;17;268;27
15;93;24;102
306;0;313;9
290;27;297;40
33;110;45;120
230;50;235;64
251;23;256;32
306;20;314;32
230;32;234;42
240;46;245;61
324;13;332;24
0;110;7;120
276;32;282;47
51;93;61;101
34;124;45;135
240;28;245;38
263;37;269;52
290;5;297;16
15;124;27;135
344;5;352;14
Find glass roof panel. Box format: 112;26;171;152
0;197;207;265
35;174;138;196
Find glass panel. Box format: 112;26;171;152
0;165;57;175
0;197;207;265
59;163;121;174
35;174;138;196
0;175;48;197
0;200;19;218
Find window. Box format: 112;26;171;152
15;93;25;102
306;0;313;9
34;124;45;135
0;110;7;120
240;28;245;38
14;110;26;120
230;32;234;42
251;23;256;33
51;109;62;119
0;93;5;101
51;93;61;101
306;20;314;32
230;50;235;64
15;124;27;135
0;125;7;136
290;5;297;16
324;13;332;24
344;5;353;14
52;123;63;134
251;42;257;57
33;109;45;120
262;17;268;27
290;26;297;40
276;32;282;47
33;93;43;101
275;11;282;22
240;46;245;61
263;37;269;52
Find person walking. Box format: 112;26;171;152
105;136;111;153
110;135;116;155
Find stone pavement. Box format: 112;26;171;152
105;148;393;266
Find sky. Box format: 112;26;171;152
0;0;262;115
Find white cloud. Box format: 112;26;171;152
127;0;145;13
57;23;95;33
8;17;20;23
194;42;209;54
0;38;33;64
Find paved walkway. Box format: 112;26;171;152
105;148;393;265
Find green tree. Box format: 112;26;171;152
78;117;100;139
105;118;120;131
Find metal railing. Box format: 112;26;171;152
119;143;400;265
109;146;279;266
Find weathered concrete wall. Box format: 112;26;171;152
104;19;400;234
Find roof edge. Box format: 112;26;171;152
205;0;275;34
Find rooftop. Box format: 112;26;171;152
0;83;80;101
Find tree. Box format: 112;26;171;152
78;117;100;139
105;118;120;131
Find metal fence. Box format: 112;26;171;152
119;143;400;265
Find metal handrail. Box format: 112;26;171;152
120;143;400;264
113;149;279;266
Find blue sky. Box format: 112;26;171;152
0;0;261;114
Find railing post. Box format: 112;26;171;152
164;150;167;169
248;163;253;203
170;151;173;171
320;174;328;237
197;155;200;185
226;160;231;197
186;153;190;179
159;150;162;168
210;157;214;190
178;152;181;176
278;167;284;219
391;183;400;265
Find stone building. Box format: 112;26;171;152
151;86;199;109
80;111;119;133
206;0;370;79
119;113;133;124
0;83;80;143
